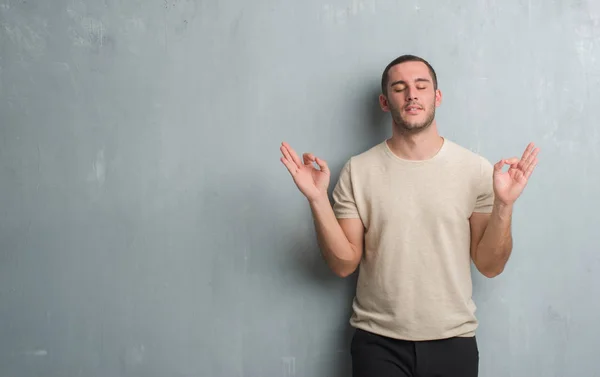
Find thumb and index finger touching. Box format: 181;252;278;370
494;157;520;171
493;142;540;174
281;142;329;174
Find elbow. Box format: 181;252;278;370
473;246;510;278
330;260;360;278
473;257;505;278
332;265;358;278
333;270;350;278
326;245;361;278
477;261;505;278
480;267;504;278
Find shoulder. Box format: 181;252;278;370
443;140;495;202
344;141;387;169
332;143;386;213
338;141;387;175
443;139;493;176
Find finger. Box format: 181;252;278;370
516;143;534;169
303;153;316;166
520;142;535;161
517;143;537;170
280;146;296;167
528;147;540;165
521;147;540;172
493;159;508;172
281;142;303;168
280;157;299;176
503;157;520;166
315;157;330;174
524;157;538;179
281;143;302;168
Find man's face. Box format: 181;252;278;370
380;61;442;133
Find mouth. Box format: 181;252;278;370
404;105;423;115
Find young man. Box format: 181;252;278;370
280;55;539;377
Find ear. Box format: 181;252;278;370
435;89;442;107
379;93;390;112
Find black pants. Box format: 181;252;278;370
350;328;479;377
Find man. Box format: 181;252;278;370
280;55;539;377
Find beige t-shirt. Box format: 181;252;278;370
332;138;495;341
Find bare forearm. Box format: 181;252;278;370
309;195;360;277
475;200;513;277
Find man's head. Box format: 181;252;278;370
379;55;442;134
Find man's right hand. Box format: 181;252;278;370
280;141;364;278
280;142;330;203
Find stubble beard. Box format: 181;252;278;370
390;102;436;135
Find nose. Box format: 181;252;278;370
405;86;418;101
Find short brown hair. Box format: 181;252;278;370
381;55;438;95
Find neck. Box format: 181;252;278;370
386;121;444;160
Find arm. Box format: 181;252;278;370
279;142;364;278
470;142;539;278
310;195;364;277
470;201;513;278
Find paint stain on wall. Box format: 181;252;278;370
25;349;48;357
66;5;112;50
282;356;296;377
0;15;47;59
88;148;106;185
120;344;146;371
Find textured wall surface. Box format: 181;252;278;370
1;0;599;376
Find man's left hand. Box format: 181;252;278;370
493;142;540;206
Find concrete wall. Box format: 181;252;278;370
1;0;599;376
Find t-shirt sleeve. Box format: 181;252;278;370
332;159;360;218
474;156;495;213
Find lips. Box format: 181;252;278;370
404;105;423;114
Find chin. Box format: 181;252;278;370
405;121;425;129
400;115;424;127
395;121;431;134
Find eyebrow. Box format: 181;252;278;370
390;78;431;86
